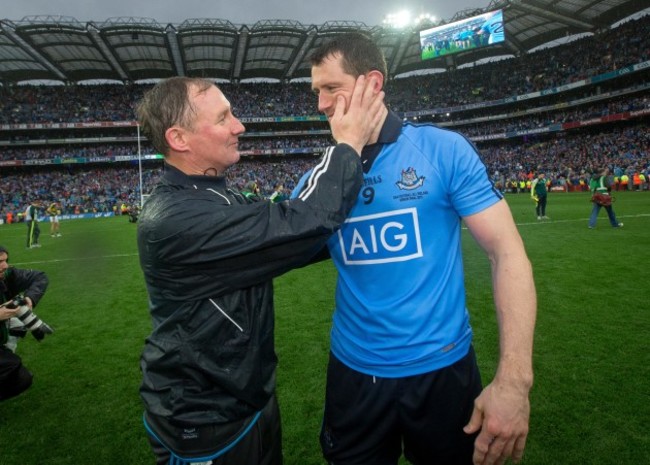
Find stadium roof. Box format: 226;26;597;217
0;0;646;85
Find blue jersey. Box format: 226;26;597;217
295;112;502;377
481;11;504;44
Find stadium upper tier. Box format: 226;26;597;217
0;12;648;126
0;0;646;84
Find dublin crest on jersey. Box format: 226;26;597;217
396;167;425;190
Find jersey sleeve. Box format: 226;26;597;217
441;133;502;218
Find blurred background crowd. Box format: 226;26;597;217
0;14;648;221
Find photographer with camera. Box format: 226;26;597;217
0;245;53;401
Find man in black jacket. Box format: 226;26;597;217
135;76;385;465
0;245;53;401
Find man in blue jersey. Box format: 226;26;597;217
303;32;536;465
481;10;505;45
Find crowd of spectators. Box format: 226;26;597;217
0;13;648;222
0;157;317;220
0;15;647;124
1;120;648;222
1;165;149;219
387;14;649;112
431;94;649;137
480;123;649;191
2;91;647;162
0;143;144;161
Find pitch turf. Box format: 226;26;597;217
1;190;648;464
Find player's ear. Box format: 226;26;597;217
367;70;384;93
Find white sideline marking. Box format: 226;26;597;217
12;253;138;267
462;213;650;230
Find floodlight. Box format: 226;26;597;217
415;14;436;25
383;10;436;28
383;10;412;29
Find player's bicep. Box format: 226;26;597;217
463;199;521;258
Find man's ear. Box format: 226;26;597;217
165;126;189;152
367;70;384;93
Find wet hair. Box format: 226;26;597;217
309;32;387;84
136;77;216;155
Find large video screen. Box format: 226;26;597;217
419;9;504;61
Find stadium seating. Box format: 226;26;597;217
0;14;648;221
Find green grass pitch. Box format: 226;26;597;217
1;190;648;464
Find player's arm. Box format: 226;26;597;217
462;199;536;465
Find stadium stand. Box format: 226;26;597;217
0;4;648;222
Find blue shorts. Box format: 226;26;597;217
320;346;482;465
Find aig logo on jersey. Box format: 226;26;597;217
337;208;423;265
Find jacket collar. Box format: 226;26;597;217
162;163;228;190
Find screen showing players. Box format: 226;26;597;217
419;9;504;61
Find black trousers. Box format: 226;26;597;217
26;220;40;247
0;346;33;401
535;195;547;216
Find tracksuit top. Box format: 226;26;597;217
138;144;362;428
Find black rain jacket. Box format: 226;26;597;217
137;144;362;427
0;267;49;345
